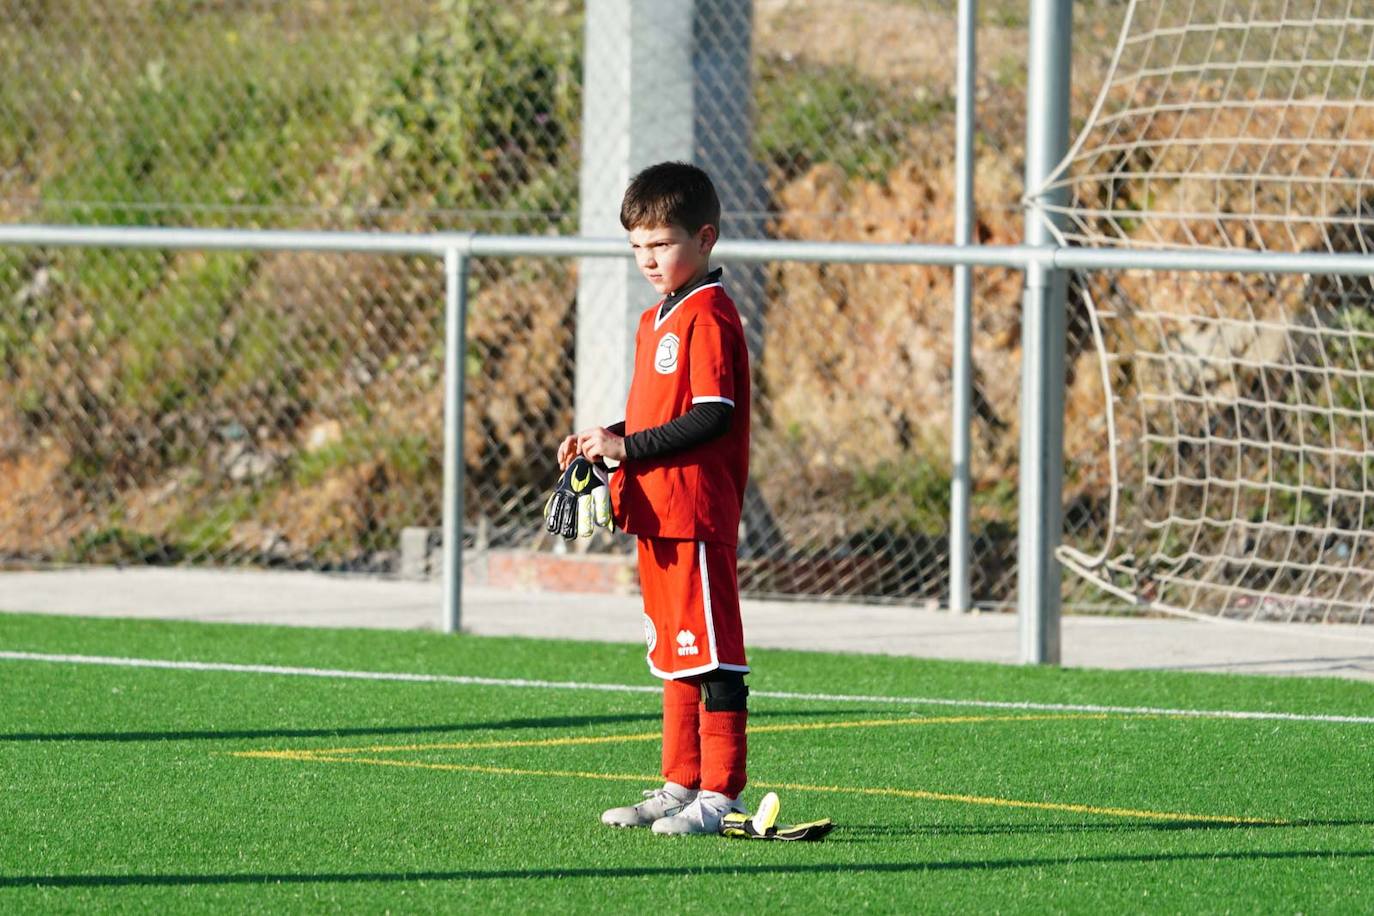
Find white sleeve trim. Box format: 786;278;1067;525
691;396;735;406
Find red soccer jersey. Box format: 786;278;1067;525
610;279;750;545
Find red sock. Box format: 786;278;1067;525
699;707;747;798
661;677;701;789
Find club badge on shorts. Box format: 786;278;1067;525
643;614;657;651
654;333;680;374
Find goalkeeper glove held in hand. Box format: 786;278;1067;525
543;456;613;539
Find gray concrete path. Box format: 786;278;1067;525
2;568;1373;682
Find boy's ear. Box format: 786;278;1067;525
696;224;719;254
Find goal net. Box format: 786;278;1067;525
1041;0;1374;624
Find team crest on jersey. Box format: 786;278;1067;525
643;614;657;652
654;333;680;374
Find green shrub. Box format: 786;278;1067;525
755;57;952;181
849;459;953;531
65;526;176;565
363;0;581;229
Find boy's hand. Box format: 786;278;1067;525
556;434;580;470
577;427;626;463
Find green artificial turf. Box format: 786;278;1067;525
3;612;1373;913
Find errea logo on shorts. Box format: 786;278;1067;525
655;333;680;374
675;629;699;657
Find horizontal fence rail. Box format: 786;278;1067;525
9;226;1374;275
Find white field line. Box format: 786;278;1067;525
4;649;1374;725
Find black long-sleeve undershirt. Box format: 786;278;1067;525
607;401;732;460
603;268;732;460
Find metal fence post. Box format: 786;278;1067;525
1017;0;1072;663
949;0;977;614
442;246;470;634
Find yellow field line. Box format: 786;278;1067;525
233;750;1283;825
749;780;1285;825
279;713;1112;757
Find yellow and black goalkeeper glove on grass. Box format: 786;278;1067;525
720;792;835;842
543;456;613;539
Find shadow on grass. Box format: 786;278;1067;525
7;848;1374;889
0;713;662;744
0;707;863;744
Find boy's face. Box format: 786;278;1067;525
628;222;717;295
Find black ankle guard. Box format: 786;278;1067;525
702;672;749;712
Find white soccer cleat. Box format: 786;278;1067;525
601;782;697;828
650;789;746;836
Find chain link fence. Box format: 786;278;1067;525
0;0;1133;610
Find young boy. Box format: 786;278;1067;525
557;161;752;836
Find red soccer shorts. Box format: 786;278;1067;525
637;537;748;679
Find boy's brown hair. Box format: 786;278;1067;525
620;161;721;234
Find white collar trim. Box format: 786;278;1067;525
653;282;723;331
